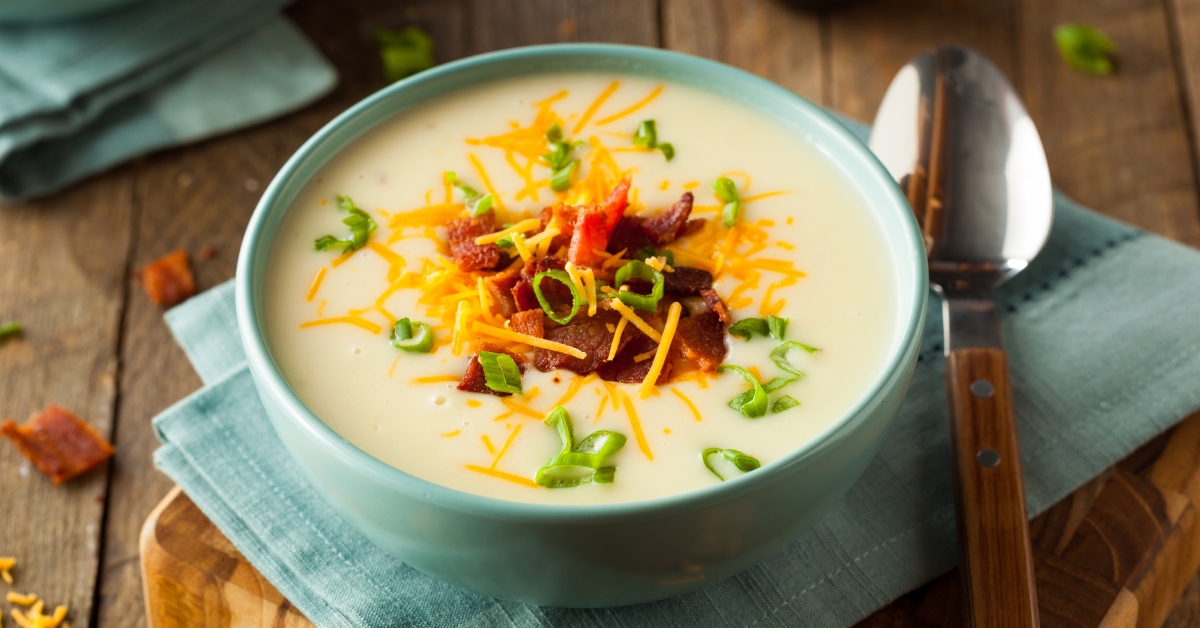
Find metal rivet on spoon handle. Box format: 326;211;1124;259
869;45;1052;628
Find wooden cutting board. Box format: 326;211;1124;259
140;410;1200;628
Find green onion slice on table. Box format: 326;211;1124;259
536;406;627;488
701;448;761;481
613;260;665;312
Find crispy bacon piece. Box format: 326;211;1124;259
642;192;694;245
567;207;609;267
700;288;731;324
663;266;714;296
682;218;707;238
533;311;630;375
447;212;500;271
510;309;544;339
606;216;652;255
602;177;631;235
484;269;521;319
140;249;196;307
597;335;672;384
673;311;727;372
457;344;526;397
522;256;574;310
1;404;114;485
511;280;540;312
539;202;578;251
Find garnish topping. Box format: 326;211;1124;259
701;447;761;481
543;123;581;192
770;340;820;377
532;269;586;324
727;315;789;341
536;406;627;488
712;176;742;227
717;364;769;418
375;26;436;83
0;321;21;341
632;119;675;161
446;171;496;217
1054;24;1115;76
479;351;523;395
390;318;434;353
632;246;674;266
613;260;665;312
314;196;377;253
771;396;800;413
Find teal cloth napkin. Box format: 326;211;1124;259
0;0;336;202
153;121;1200;627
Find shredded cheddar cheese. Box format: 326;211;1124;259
474;218;541;245
573;81;620;134
471;321;586;359
441;430;461;437
0;557;14;584
619;390;652;461
639;302;682;399
466;464;539;488
609;300;663;343
481;434;496;455
633;350;656;363
306;268;326;302
607;317;629;361
594;84;663;126
489;423;524;468
7;592;36;605
299;317;382;335
671;387;703;421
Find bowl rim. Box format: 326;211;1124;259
237;42;928;522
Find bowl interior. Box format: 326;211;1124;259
236;43;927;519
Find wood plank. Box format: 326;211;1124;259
1017;0;1200;247
464;0;659;51
828;0;1017;122
662;0;824;104
0;171;134;628
92;0;447;625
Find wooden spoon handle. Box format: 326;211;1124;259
945;347;1040;628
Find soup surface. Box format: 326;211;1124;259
264;74;897;505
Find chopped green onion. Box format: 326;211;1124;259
0;321;21;341
1054;24;1115;76
532;269;585;324
701;447;761;481
314;196;377;253
632;246;674;266
712;177;742;227
727;317;769;340
542;123;581;192
446;172;495;217
536;406;627;488
390;318;434;353
762;377;797;393
479;351;522;395
771;396;800;413
495;235;514;248
633;120;675;161
770;340;819;377
550;161;578;192
613;260;665;312
767;315;788;340
375;27;436;83
718;364;769;418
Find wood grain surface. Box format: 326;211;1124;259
1;0;1199;626
944;347;1039;628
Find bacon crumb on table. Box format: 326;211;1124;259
1;404;114;485
139;249;196;307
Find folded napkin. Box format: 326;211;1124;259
154;121;1200;628
0;0;336;202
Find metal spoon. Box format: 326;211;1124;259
869;45;1052;627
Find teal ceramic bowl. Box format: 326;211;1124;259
237;44;928;608
0;0;142;22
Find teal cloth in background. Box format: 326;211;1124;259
0;0;336;201
154;122;1200;627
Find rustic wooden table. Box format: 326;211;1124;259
4;0;1200;626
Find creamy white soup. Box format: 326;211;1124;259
264;74;897;505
